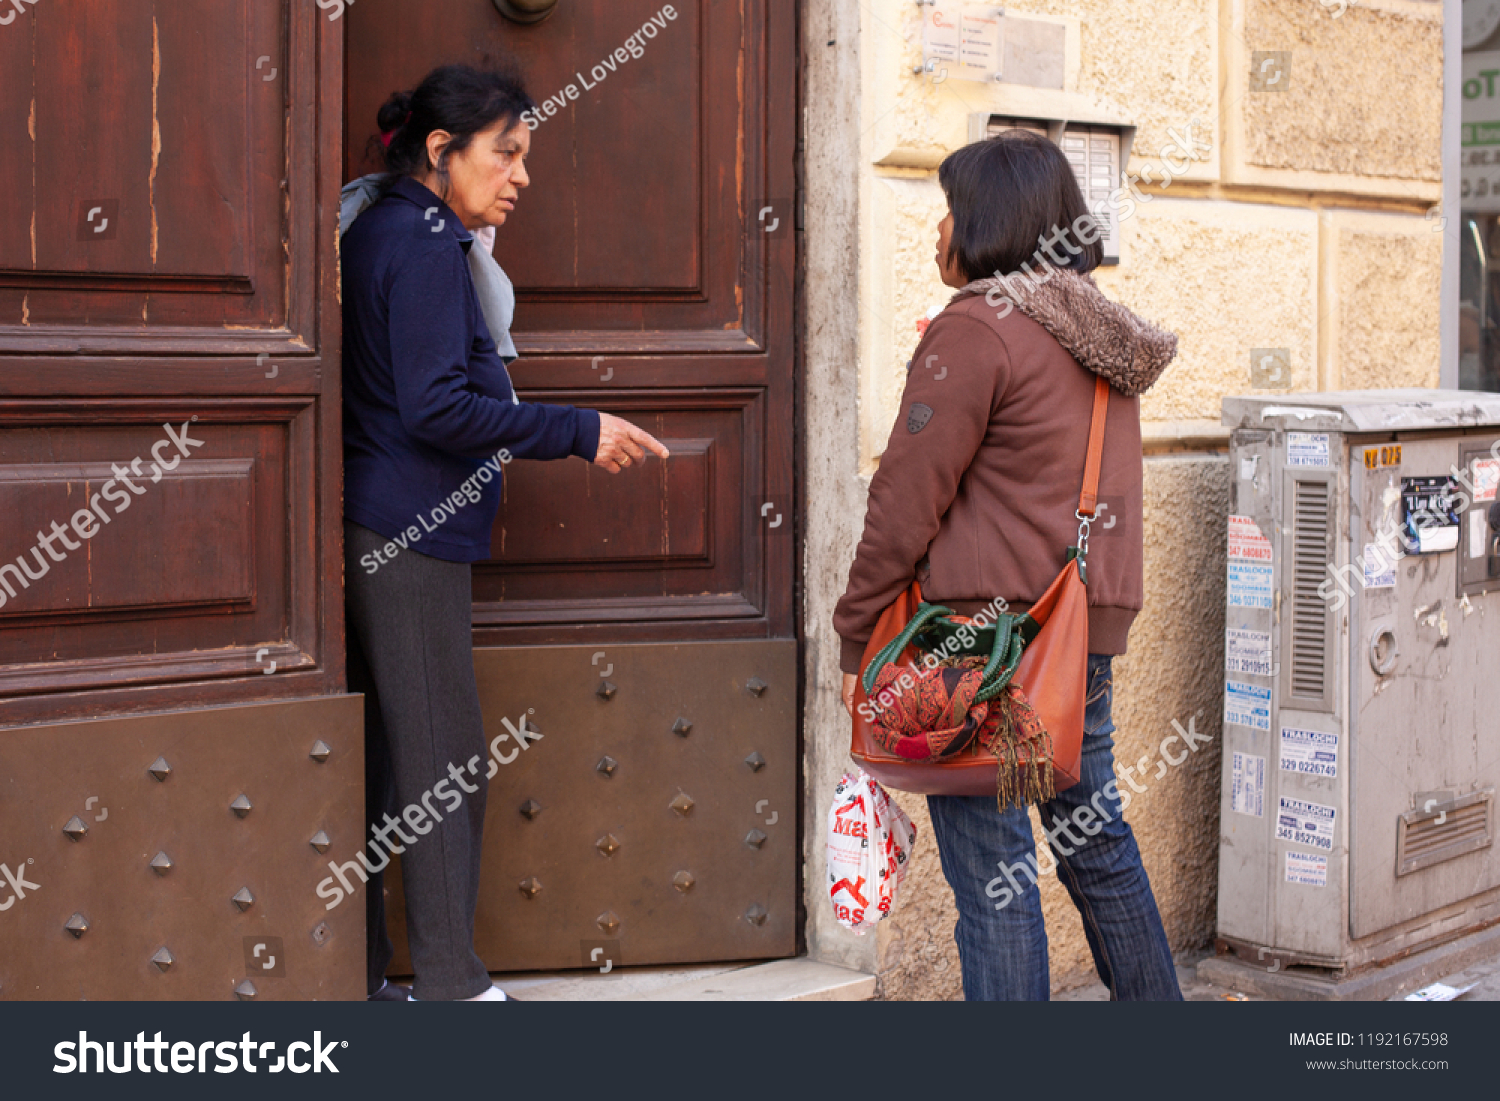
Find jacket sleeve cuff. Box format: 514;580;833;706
572;409;602;463
839;635;869;676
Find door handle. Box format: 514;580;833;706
493;0;560;25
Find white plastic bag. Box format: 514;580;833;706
826;770;916;933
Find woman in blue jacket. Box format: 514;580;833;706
340;64;667;1002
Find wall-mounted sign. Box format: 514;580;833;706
922;3;1002;83
1462;51;1500;212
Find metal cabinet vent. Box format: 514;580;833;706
1289;479;1333;706
1397;792;1494;876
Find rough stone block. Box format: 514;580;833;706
1324;209;1443;391
1231;0;1441;196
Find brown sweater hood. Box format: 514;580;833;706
952;269;1177;396
834;269;1179;675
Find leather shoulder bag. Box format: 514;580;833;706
849;375;1111;807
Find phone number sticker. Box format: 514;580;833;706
1276;796;1336;852
1279;726;1338;778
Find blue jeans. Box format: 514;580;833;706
926;655;1182;1001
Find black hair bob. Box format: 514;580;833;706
937;131;1104;283
377;63;536;192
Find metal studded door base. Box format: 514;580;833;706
0;695;364;1000
385;640;797;974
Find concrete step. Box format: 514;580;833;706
486;957;875;1002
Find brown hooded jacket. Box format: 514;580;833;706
833;269;1178;674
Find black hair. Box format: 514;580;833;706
375;62;536;199
937;131;1104;283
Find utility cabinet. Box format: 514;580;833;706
1217;390;1500;972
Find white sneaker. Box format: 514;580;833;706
464;985;511;1002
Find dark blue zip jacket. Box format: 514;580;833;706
341;176;600;562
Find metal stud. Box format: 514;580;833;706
230;794;253;818
746;677;768;696
596;833;621;857
519;876;542;899
596;680;618;701
312;922;331;947
65;913;89;938
520;799;543;820
744;751;767;772
745;829;768;849
595;756;618;778
152;947;175;972
525;719;542;736
62;816;88;842
232;888;255;912
148;756;172;782
597;911;621;936
150;851;174;875
673;871;695;892
234;980;257;1001
745;904;768;926
309;831;331;854
670;793;695;817
309;740;332;763
672;717;693;737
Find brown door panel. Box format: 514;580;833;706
0;399;326;716
0;0;346;727
0;696;365;1001
475;389;765;624
0;0;320;355
383;640;798;974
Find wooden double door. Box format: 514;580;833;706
0;0;796;997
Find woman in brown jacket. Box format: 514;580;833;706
835;132;1182;1000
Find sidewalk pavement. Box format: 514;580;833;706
1055;949;1500;1001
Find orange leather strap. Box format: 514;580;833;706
1077;376;1110;516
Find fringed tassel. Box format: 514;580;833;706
987;686;1055;812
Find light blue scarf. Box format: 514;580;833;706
339;174;520;364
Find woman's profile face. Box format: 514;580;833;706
935;208;967;289
424;117;532;231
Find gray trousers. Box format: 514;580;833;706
344;520;492;1001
